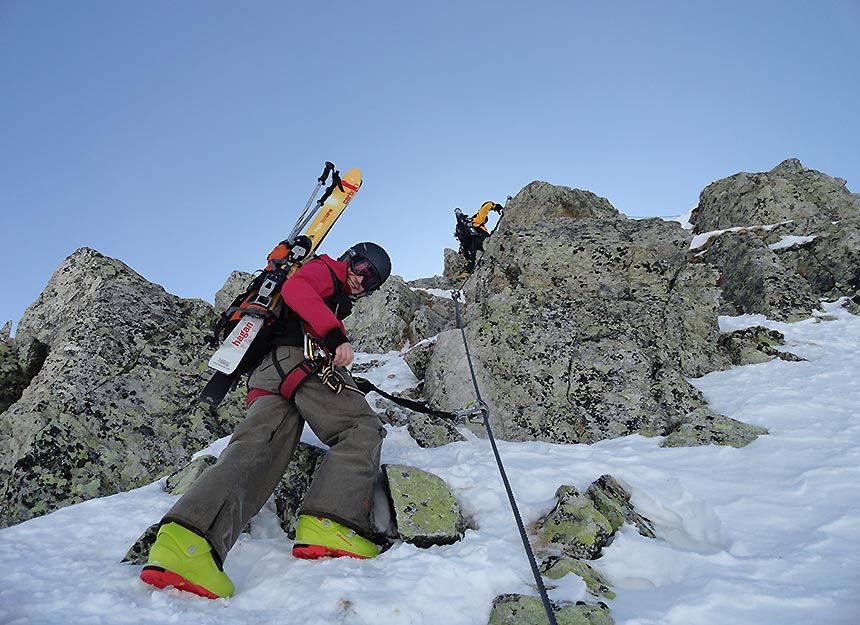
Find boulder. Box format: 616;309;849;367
534;476;655;561
536;485;613;560
0;248;246;527
718;326;805;366
122;522;159;565
402;337;437;380
407;412;466;448
213;270;255;312
0;332;47;415
382;463;468;547
345;276;457;352
698;229;820;320
775;217;860;310
585;474;655;538
423;183;743;445
487;594;613;625
540;555;616;599
690;158;860;232
408;248;467;290
690;159;860;318
500;181;623;229
663;407;768;448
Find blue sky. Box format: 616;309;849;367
2;1;858;334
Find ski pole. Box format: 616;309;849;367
289;167;342;244
287;161;335;244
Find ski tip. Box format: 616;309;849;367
342;167;362;189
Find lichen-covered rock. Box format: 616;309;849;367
539;554;616;599
775;217;860;309
718;326;805;366
344;276;427;352
408;292;456;345
345;276;457;352
700;230;820;320
1;335;43;416
488;594;613;625
537;485;613;560
402;337;436;381
663;407;768;448
443;247;469;283
500;181;623;230
273;442;327;538
408;248;466;290
407;412;466;448
382;463;467;547
165;455;217;495
690;159;860;319
531;475;654;610
122;522;159;565
585;475;655;539
690;158;860;232
422;185;745;446
214;270;255;312
0;248;246;528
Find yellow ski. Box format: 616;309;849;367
202;165;362;401
303;167;362;251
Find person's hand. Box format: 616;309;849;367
333;342;355;367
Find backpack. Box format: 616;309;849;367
209;241;349;377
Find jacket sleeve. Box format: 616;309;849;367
471;201;494;230
281;260;349;351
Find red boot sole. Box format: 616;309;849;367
140;566;222;599
292;543;370;560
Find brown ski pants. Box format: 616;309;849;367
162;345;385;564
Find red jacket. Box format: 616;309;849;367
280;254;352;351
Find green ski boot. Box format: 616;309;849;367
292;515;378;559
140;522;234;599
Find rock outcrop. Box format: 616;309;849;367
345;276;457;353
690;159;860;319
421;182;759;446
4;158;858;531
691;158;859;232
0;248;246;527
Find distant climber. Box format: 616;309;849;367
454;201;503;278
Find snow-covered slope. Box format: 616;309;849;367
1;301;858;625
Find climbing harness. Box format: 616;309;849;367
299;335;362;397
449;289;560;625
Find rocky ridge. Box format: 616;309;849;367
1;158;858;624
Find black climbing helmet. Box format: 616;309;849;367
339;242;391;293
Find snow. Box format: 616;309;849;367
2;301;860;624
768;235;818;251
689;222;790;251
672;209;694;230
411;287;457;300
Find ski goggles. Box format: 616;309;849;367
349;257;382;292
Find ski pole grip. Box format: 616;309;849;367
319;161;335;184
318;169;341;204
